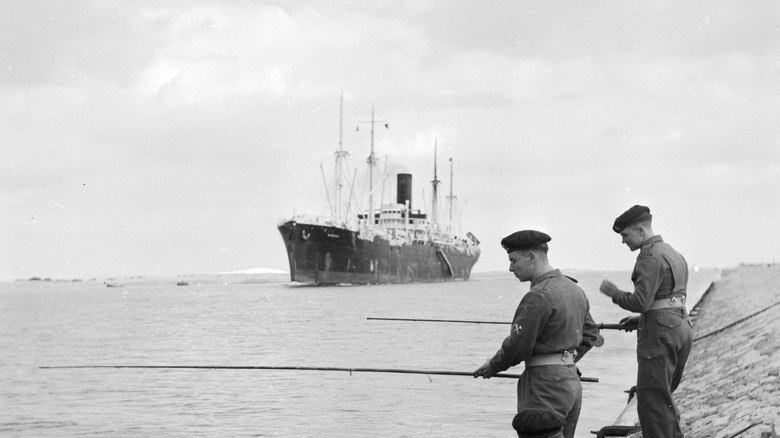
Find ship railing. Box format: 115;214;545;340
278;214;360;231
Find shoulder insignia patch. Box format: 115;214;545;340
517;305;529;320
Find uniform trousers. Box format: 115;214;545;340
514;364;582;438
636;307;693;438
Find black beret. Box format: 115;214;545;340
501;230;551;253
612;205;652;233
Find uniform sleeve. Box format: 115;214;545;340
575;303;600;361
489;292;550;372
612;255;665;313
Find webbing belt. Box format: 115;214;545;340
525;351;576;367
649;295;686;311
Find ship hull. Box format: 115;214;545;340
278;221;479;285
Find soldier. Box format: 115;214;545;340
474;230;601;438
599;205;693;438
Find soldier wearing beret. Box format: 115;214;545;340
474;230;601;438
599;205;693;438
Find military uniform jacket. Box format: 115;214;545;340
612;235;689;313
489;269;600;372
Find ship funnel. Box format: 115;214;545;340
397;173;412;209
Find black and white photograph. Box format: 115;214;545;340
2;1;779;437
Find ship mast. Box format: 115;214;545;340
334;91;349;224
447;157;456;234
356;103;388;228
430;138;441;233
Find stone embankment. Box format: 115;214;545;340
612;264;780;438
674;264;780;437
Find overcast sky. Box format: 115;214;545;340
2;1;779;281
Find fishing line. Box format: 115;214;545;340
693;299;780;343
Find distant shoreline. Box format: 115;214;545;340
12;263;778;285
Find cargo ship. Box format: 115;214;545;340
277;99;480;285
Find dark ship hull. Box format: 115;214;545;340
277;100;479;285
278;220;479;285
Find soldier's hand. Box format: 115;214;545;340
599;279;619;298
618;316;640;332
473;360;498;379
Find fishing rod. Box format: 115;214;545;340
598;323;636;331
38;365;598;383
367;317;507;325
367;317;634;331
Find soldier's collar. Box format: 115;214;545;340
641;235;664;250
531;268;562;287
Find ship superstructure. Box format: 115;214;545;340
277;98;480;285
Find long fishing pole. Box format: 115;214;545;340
38;365;598;383
367;317;634;331
598;323;635;331
367;317;507;325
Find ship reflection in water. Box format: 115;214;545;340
277;99;480;285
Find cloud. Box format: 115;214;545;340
2;1;780;279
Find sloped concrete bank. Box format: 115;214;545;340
622;264;780;437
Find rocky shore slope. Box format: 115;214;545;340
675;264;780;437
621;264;780;437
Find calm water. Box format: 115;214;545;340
1;269;719;437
